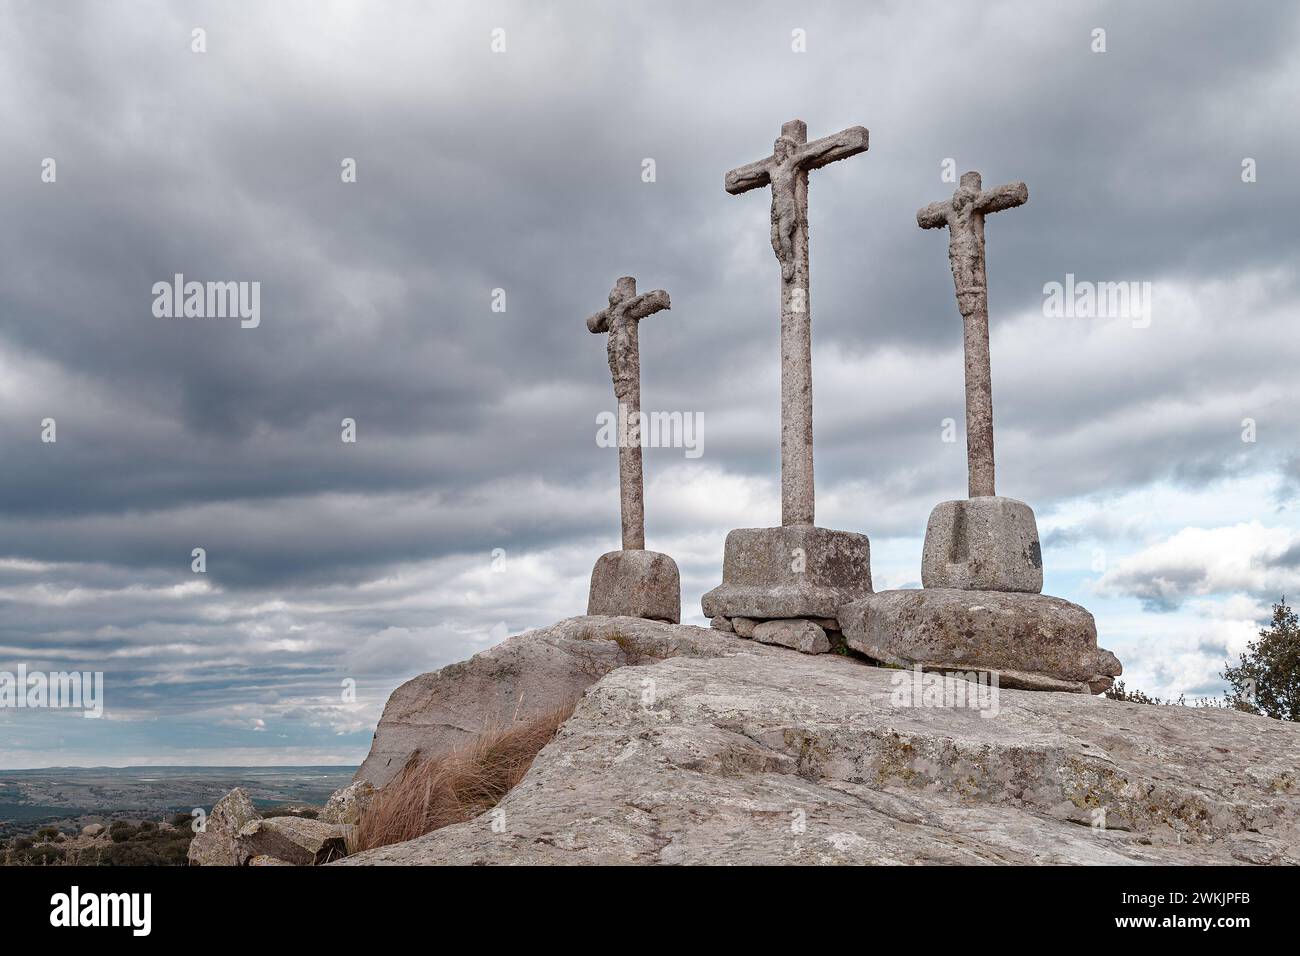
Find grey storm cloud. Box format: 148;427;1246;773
0;0;1297;763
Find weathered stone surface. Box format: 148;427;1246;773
339;652;1300;865
922;496;1043;593
235;816;349;866
81;823;104;837
918;170;1028;499
840;589;1121;693
701;525;872;620
586;276;672;551
725;120;869;526
752;618;830;654
354;616;787;789
710;615;733;633
731;616;757;638
587;549;680;623
187;787;260;866
319;780;375;826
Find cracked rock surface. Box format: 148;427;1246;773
354;616;785;788
342;630;1300;865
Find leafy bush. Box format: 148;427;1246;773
24;842;64;868
1106;598;1300;721
1104;680;1175;705
1223;599;1300;721
3;816;195;866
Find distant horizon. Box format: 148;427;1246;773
0;763;360;773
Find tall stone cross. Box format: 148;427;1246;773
725;119;869;527
587;276;671;551
917;171;1028;499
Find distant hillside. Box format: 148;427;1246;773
0;765;355;841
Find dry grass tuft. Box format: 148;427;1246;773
352;701;576;853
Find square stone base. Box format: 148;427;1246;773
839;588;1122;694
701;526;872;621
587;550;680;624
922;496;1043;593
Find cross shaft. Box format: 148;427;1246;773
587;276;671;550
725;119;869;526
918;171;1027;499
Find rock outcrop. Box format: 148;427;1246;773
235;817;349;866
353;615;786;788
186;787;260;866
840;589;1121;694
319;781;375;826
342;621;1300;865
188;786;355;865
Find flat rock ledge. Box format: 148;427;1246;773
354;615;788;788
341;647;1300;865
841;589;1122;694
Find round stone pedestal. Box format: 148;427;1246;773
586;549;681;624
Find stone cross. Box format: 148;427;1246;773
725;119;869;527
587;276;671;551
917;171;1028;499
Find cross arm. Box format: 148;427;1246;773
976;181;1028;215
622;290;671;321
795;126;869;173
724;158;772;195
586;308;612;334
916;201;950;230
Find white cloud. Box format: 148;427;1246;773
1097;522;1299;610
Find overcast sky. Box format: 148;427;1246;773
1;0;1297;767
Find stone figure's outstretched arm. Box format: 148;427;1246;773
725;159;773;195
916;201;950;230
623;290;671;321
976;182;1028;215
795;126;869;172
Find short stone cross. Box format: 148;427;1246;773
587;276;671;550
917;171;1028;499
725;119;869;527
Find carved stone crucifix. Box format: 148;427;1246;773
917;171;1028;499
587;276;671;551
725;119;869;527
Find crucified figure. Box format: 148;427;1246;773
724;118;869;526
768;135;802;281
586;276;671;551
917;171;1028;499
766;132;852;281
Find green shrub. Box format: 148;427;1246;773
24;845;65;865
108;821;136;843
1223;599;1300;721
